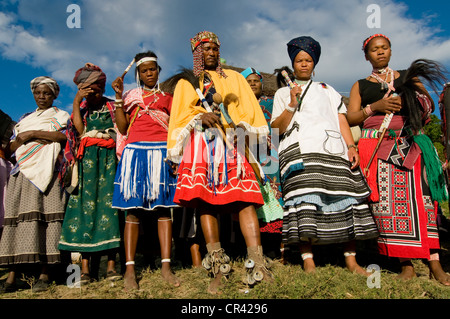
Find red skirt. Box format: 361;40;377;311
370;157;440;259
174;131;264;209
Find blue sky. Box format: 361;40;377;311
1;0;449;122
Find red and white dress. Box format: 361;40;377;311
167;69;269;210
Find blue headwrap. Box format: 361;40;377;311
241;67;262;82
287;36;321;67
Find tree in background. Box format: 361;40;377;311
424;114;445;162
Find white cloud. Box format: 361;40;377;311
0;0;449;100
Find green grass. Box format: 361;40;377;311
0;241;448;300
1;203;449;300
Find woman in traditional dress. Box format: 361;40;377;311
0;76;70;293
0;109;15;240
111;51;180;291
167;31;272;293
58;63;122;284
347;34;450;285
241;67;284;259
271;36;379;274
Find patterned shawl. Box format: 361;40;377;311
13;107;69;192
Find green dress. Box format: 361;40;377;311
59;109;121;252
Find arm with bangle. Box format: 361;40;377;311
111;76;130;135
339;113;360;169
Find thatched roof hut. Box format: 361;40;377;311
160;64;280;97
161;64;349;105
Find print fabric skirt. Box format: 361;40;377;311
58;144;121;253
0;172;66;265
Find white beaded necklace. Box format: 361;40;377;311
370;67;395;92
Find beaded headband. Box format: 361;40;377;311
136;57;158;67
362;34;390;51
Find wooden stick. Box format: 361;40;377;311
121;58;135;78
213;93;263;183
281;70;296;89
363;127;388;177
364;93;398;177
364;109;395;177
194;89;234;150
194;83;263;182
281;70;305;107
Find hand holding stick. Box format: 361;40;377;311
363;94;397;177
281;70;310;112
112;58;135;97
213;93;264;183
281;70;297;90
194;89;234;150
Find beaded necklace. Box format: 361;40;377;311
141;87;160;111
294;79;309;87
369;67;395;92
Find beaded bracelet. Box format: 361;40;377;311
363;104;374;117
285;105;296;113
347;144;358;151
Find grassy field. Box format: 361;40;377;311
0;237;449;301
0;208;448;304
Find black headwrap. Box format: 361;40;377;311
287;36;321;67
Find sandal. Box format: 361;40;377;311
77;273;91;286
106;271;122;281
32;279;49;293
0;281;17;294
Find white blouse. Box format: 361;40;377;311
271;82;347;160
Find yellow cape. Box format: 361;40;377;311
167;69;269;162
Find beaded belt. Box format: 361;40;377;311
361;128;379;139
361;128;402;139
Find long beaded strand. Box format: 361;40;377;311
370;67;395;92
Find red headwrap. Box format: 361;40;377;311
73;62;107;90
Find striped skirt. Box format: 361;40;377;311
282;153;379;245
112;141;178;211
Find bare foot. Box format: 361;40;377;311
303;258;316;274
429;260;450;286
123;271;139;291
347;264;371;277
345;256;371;277
161;267;181;287
397;261;417;281
207;272;223;295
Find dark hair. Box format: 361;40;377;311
362;36;391;54
274;66;295;88
134;50;161;84
165;67;199;92
399;59;448;132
